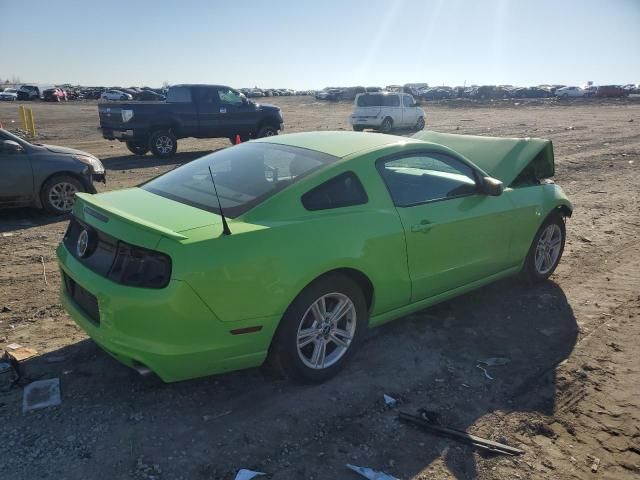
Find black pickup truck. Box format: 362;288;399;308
98;84;284;157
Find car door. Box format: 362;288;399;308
0;138;34;207
376;151;515;302
384;94;403;127
402;95;418;127
215;87;257;136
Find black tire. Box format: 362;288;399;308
269;274;368;384
523;212;566;283
352;126;364;132
257;125;278;138
415;116;425;131
40;175;85;215
149;130;177;158
126;141;149;156
380;117;393;133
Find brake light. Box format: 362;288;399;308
108;242;171;288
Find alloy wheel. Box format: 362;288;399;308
48;182;78;212
296;293;357;370
534;223;563;275
155;136;174;154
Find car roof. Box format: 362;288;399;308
253;131;423;158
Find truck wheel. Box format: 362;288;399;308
415;117;425;130
380;117;393;133
126;141;149;156
257;125;278;138
149;130;177;157
40;175;85;215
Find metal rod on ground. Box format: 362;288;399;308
398;411;525;456
19;105;28;131
28;108;36;136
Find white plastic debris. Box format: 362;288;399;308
346;464;400;480
476;365;494;380
22;378;61;413
477;356;511;367
383;394;397;407
234;469;266;480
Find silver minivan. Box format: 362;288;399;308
350;92;425;133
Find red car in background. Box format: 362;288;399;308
595;85;626;98
43;87;68;102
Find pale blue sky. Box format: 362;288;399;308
2;0;639;88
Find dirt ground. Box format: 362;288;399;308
1;97;639;480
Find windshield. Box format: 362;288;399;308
142;142;337;217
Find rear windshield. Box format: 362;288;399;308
356;93;400;107
166;87;192;103
142;143;337;217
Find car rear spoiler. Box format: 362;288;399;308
75;193;188;240
412;130;554;186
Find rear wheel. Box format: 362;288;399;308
380;117;393;133
352;126;364;132
149;130;177;157
257;125;278;138
40;175;85;215
523;212;566;282
126;141;149;156
269;274;368;384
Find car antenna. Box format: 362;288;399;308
207;165;231;236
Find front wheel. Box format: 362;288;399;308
40;175;85;215
415;116;425;130
523;212;566;282
149;130;177;157
269;274;368;383
352;126;364;132
126;141;149;156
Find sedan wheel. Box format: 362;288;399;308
40;175;85;215
269;274;367;383
296;293;357;370
524;213;566;282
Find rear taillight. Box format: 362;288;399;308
108;242;171;289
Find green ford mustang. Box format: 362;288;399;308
57;130;572;383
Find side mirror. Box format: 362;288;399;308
480;176;504;196
2;140;23;154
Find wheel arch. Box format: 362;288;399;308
554;204;572;218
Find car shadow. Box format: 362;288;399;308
0;208;66;233
100;151;208;171
13;277;578;479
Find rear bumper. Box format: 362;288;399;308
100;127;138;141
57;244;276;382
350;116;382;127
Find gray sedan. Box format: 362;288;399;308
0;129;105;214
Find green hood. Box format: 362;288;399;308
412;130;555;186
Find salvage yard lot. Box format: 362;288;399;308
1;97;639;479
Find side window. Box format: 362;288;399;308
167;87;192;103
403;95;415;107
302;172;368;211
218;88;243;107
383;94;400;107
377;153;478;206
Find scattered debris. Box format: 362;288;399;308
6;343;22;350
1;232;15;238
22;378;61;413
234;469;266;480
398;411;525;456
202;410;232;421
346;463;400;480
591;456;601;472
477;356;511;367
383;394;397;407
1;306;12;313
40;255;48;286
579;236;593;243
6;347;38;362
476;364;494;380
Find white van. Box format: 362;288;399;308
350;92;425;133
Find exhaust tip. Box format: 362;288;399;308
132;362;152;376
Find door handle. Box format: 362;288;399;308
411;220;434;233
